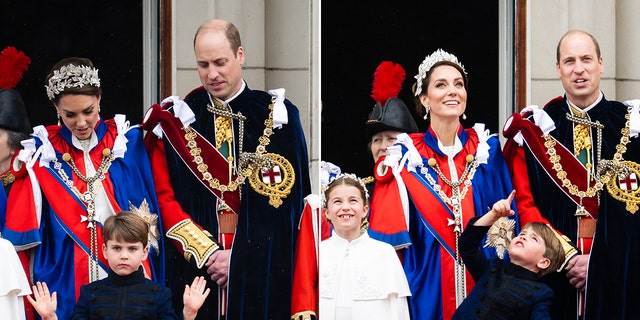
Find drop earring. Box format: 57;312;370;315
423;105;430;120
57;113;61;126
462;113;467;120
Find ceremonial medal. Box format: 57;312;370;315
606;160;640;214
128;199;160;253
484;217;515;259
249;153;295;208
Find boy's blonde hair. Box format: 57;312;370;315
523;222;564;276
103;211;149;248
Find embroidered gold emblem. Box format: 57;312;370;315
606;160;640;214
166;220;220;268
248;153;295;208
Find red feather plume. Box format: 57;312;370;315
370;61;406;106
0;46;31;89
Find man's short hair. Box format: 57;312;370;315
556;30;602;62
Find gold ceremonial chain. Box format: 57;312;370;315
422;155;478;223
420;154;478;305
545;112;632;216
567;112;604;183
204;95;294;208
185;99;276;196
183;126;247;193
52;148;114;281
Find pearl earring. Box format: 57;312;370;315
462;113;467;120
57;113;61;126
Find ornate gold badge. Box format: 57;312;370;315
166;220;220;268
248;153;295;208
483;217;515;259
606;160;640;214
128;199;160;253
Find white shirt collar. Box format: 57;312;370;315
567;91;604;115
210;80;247;106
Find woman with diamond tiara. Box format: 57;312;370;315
2;57;170;320
320;173;411;320
368;49;519;320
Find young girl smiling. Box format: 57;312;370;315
320;174;410;320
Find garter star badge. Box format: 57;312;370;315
249;153;295;208
484;217;515;259
128;199;160;253
607;160;640;214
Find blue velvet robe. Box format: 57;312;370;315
517;95;640;319
157;85;311;320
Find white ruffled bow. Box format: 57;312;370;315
149;96;196;138
625;99;640;138
28;126;57;168
511;105;556;146
268;88;289;129
112;114;130;159
472;123;494;165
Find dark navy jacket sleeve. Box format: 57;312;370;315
459;216;491;281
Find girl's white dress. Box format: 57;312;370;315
320;232;411;320
0;238;31;320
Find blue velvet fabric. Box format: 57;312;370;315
161;85;311;320
522;95;640;319
72;266;178;319
453;217;552;320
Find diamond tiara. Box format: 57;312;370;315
321;172;369;207
414;49;466;96
45;64;101;100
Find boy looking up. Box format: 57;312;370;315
453;191;565;319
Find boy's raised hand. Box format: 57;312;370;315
490;190;516;218
27;281;58;320
183;276;211;320
474;190;516;227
